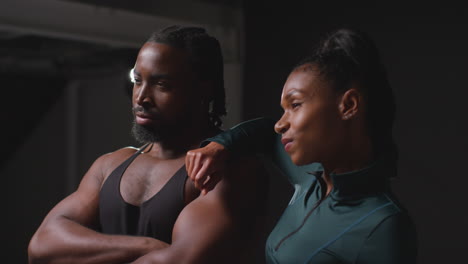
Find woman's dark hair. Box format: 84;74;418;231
147;25;226;128
297;28;398;168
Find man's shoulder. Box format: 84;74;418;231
95;146;141;179
98;146;139;162
111;146;141;156
219;155;269;203
228;155;268;180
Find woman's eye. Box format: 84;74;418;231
291;102;301;109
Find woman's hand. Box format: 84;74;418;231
186;142;230;195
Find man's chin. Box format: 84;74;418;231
131;123;164;143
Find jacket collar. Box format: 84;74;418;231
310;159;395;200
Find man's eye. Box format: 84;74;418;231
156;82;171;89
133;78;141;84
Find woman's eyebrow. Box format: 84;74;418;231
284;89;305;100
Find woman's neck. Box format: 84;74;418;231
320;136;374;196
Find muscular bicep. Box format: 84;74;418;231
168;157;266;264
38;153;110;229
169;182;236;263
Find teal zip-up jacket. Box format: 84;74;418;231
204;118;417;264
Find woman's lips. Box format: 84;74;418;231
281;138;293;152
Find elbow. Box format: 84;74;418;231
28;234;46;264
28;229;56;264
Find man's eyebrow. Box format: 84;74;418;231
149;73;172;80
132;69;172;80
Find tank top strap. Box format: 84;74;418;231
101;143;151;193
123;143;151;167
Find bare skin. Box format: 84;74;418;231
28;41;267;264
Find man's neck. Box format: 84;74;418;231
147;121;218;160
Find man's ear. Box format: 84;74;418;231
338;88;361;120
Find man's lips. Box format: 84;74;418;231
281;138;293;152
135;112;153;119
135;111;158;125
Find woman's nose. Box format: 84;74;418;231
274;114;289;134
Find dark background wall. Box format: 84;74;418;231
242;2;468;264
1;0;467;263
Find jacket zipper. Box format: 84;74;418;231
274;174;328;251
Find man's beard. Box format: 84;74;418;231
131;113;191;144
131;121;166;144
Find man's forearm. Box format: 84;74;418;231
28;216;169;264
131;246;209;264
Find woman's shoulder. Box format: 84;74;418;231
352;194;417;263
359;193;416;240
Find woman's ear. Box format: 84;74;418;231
338;88;361;120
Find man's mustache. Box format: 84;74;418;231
132;106;159;116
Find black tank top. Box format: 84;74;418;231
99;145;187;243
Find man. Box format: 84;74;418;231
28;25;267;264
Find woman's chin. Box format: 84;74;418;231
290;154;306;166
290;153;317;166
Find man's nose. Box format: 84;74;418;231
135;83;152;106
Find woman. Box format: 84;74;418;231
186;28;417;263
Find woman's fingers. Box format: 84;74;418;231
191;153;203;189
185;142;229;193
186;150;214;190
194;158;212;190
185;151;196;180
201;172;222;195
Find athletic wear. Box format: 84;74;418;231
99;145;187;243
203;117;417;264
